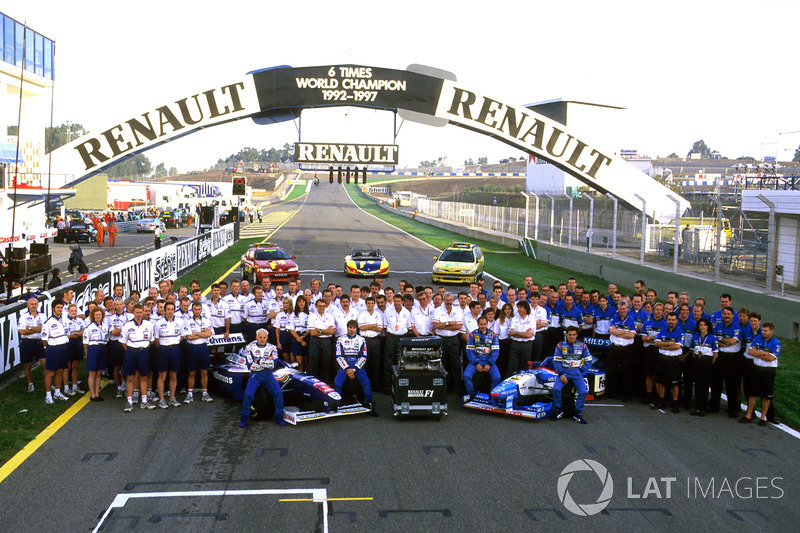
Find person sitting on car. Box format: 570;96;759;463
334;320;378;416
239;328;285;428
550;325;593;424
463;315;501;402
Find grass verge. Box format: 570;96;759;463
174;236;263;290
346;183;800;430
0;365;88;466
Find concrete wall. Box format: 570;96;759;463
378;200;800;340
65;173;107;210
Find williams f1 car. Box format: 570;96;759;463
462;354;606;420
212;353;370;424
344;248;389;277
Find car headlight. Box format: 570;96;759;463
287;266;298;271
433;267;445;273
259;268;271;272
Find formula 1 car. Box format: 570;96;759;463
344;248;389;277
462;355;606;420
211;352;369;425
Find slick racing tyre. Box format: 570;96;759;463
250;386;275;420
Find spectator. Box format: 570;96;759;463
48;268;62;290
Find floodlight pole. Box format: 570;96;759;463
530;192;540;241
757;194;776;292
633;194;646;265
582;193;594;253
709;195;724;281
545;194;555;244
519;192;530;240
667;194;681;273
606;193;618;258
563;194;574;248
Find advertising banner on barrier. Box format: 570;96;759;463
0;271;112;375
211;224;235;256
0;223;237;377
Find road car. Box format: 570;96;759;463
211;353;369;424
431;242;484;284
65;222;96;243
462;355;606;420
344;248;389;277
240;242;299;284
136;218;166;233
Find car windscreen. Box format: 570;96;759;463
439;250;474;262
254;249;290;260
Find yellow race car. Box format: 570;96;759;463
344;249;390;277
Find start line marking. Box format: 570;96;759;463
93;488;329;533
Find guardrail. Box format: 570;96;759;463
0;222;238;380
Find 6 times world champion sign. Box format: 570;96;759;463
294;143;399;165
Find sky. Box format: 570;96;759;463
13;0;800;172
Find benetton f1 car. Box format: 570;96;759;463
462;353;606;420
344;248;389;277
211;353;369;425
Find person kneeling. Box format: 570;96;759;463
335;320;378;416
240;329;285;427
463;315;501;402
550;326;592;424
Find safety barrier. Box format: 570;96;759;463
0;222;237;380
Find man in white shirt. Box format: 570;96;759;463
461;301;483;344
411;291;434;337
334;294;359;338
433;292;464;390
529;292;549;362
120;304;155;411
243;285;269;341
224;279;248;336
308;299;336;382
154;301;185;408
508;300;535;376
41;300;70;403
358;296;384;387
19;297;45;393
383;294;411;388
184;301;214;404
348;284;367;315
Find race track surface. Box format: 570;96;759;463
2;183;798;533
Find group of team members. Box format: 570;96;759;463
18;272;781;428
461;276;781;426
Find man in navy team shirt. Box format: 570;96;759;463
741;322;780;426
577;292;595;340
710;306;742;417
711;293;732;327
676;303;696;409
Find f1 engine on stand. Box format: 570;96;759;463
392;336;448;420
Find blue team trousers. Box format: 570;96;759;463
553;372;588;413
241;370;284;420
463;363;502;395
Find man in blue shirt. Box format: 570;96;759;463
676;304;696;409
577;292;595;341
550;326;592;424
642;302;667;405
710;293;732;327
654;312;685;413
710;306;742;417
607;300;637;403
741;322;780;426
